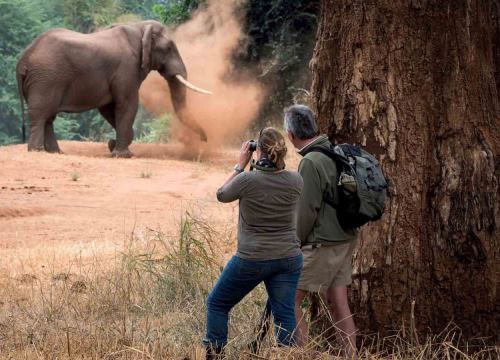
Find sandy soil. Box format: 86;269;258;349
0;141;243;275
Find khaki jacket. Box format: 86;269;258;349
296;135;358;246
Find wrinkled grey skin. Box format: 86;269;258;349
16;20;207;158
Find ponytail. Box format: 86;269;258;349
258;128;287;170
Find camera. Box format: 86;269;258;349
248;140;257;152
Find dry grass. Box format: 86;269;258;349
0;213;497;359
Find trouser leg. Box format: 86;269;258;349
204;256;263;348
264;255;303;346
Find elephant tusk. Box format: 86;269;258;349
175;75;212;95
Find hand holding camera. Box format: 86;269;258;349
248;140;257;152
237;140;257;171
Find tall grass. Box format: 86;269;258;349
0;213;497;359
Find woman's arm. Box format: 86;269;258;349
216;141;253;203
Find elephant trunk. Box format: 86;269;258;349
166;75;208;142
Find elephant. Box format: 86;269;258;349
16;20;211;158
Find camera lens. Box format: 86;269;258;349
249;140;257;152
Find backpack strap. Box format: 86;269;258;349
302;145;352;175
301;145;345;209
302;145;337;161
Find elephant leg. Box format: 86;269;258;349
111;98;137;158
28;108;49;152
44;117;61;153
26;89;61;152
98;103;117;153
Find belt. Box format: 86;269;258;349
301;243;322;249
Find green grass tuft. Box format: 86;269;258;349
140;169;152;179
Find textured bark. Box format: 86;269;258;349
310;0;499;342
493;0;500;96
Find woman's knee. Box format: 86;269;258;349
206;291;232;315
206;288;223;311
206;291;220;311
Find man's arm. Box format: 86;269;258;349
296;157;323;245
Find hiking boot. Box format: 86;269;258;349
205;344;224;360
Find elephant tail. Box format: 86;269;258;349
16;69;26;143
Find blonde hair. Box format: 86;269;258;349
258;127;287;170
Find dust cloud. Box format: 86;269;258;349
139;0;264;148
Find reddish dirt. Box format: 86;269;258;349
0;141;241;273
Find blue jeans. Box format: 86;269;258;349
204;254;303;348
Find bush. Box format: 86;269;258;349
135;113;171;143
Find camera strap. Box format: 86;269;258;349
250;158;280;172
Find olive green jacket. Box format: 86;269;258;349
296;135;358;246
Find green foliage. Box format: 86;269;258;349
152;0;204;25
0;0;52;145
120;0;159;19
54;110;115;142
62;0;98;32
135;113;171;143
53;116;83;141
239;0;318;123
59;0;147;32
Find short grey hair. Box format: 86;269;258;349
283;104;318;140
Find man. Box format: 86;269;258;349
284;104;358;357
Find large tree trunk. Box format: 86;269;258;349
310;0;499;342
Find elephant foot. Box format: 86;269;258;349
47;149;63;154
108;139;116;152
27;145;45;152
111;148;133;158
44;145;62;154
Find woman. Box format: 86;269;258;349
203;127;304;358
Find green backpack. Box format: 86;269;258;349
304;143;388;230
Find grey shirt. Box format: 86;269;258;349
217;170;303;260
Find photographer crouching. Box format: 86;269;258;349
203;127;304;359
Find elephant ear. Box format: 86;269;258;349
141;25;153;78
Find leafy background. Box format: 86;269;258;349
0;0;318;145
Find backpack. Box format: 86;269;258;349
304;143;388;230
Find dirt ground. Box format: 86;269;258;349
0;141;248;275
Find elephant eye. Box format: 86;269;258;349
166;39;176;49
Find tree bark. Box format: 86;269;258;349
310;0;499;342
